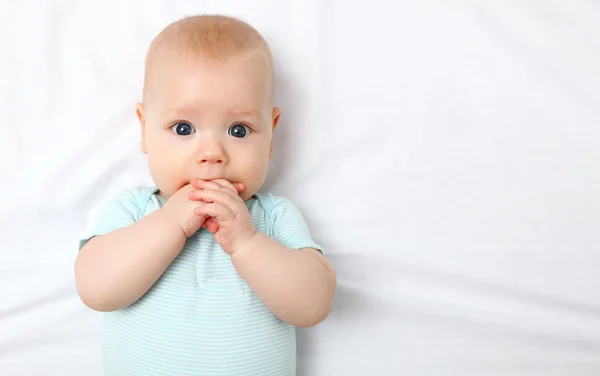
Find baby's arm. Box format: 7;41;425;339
231;235;336;327
75;184;205;312
187;179;336;327
75;208;185;312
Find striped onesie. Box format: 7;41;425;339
79;186;323;375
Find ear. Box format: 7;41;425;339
136;102;148;154
269;106;282;158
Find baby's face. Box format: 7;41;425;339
138;55;279;200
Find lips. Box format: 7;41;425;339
192;176;224;181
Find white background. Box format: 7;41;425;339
1;0;599;375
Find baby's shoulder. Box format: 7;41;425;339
253;192;301;218
253;192;286;212
107;185;160;216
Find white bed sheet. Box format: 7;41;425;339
1;0;599;375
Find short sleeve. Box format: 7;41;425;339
269;197;324;254
78;189;144;250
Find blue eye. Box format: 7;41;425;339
228;123;250;138
171;122;195;136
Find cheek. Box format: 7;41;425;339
236;137;270;164
147;129;188;157
145;131;188;193
147;153;176;187
233;139;271;184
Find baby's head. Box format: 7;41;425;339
137;15;281;200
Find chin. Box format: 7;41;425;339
240;192;254;201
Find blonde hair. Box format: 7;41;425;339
143;14;274;101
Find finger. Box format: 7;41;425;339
190;179;215;191
210;179;238;193
191;180;233;196
188;180;233;201
189;187;239;206
203;217;219;233
206;220;219;233
194;202;233;222
190;179;232;192
212;179;245;193
191;179;244;194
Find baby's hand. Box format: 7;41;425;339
188;178;254;254
160;184;207;238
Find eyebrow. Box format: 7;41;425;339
228;108;262;118
159;108;263;120
159;108;196;120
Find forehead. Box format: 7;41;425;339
148;54;271;112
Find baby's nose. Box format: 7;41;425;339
197;151;225;165
196;134;227;165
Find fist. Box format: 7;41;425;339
160;184;206;238
188;178;255;254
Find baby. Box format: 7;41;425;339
75;15;336;375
